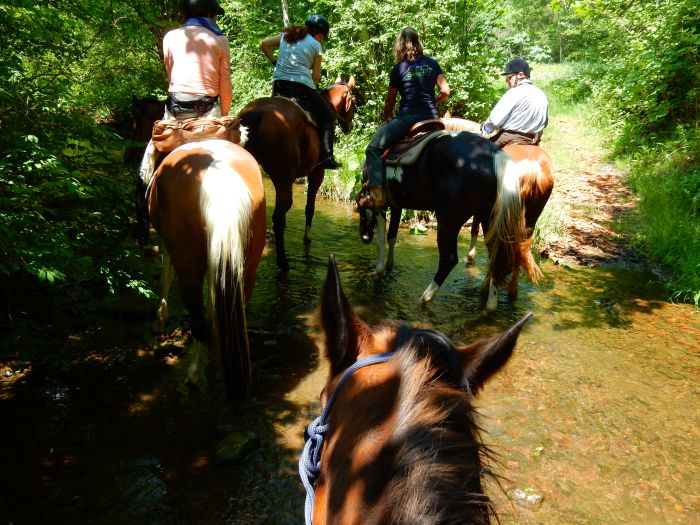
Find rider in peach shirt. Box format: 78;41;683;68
135;0;231;246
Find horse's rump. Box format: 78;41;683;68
149;139;265;398
238;97;319;177
502;144;553;284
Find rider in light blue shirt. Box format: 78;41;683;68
260;15;340;170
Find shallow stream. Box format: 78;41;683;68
2;179;698;524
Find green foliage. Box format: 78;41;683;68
625;129;700;305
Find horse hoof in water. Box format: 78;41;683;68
465;254;476;266
420;281;440;303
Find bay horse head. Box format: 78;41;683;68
324;76;356;134
300;255;533;524
125;96;164;165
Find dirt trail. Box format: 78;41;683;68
537;115;641;269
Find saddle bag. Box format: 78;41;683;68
151;116;242;153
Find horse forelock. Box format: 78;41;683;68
381;326;496;524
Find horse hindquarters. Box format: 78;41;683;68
152;141;265;399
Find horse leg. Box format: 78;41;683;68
375;212;386;272
177;269;208;386
420;221;460;303
152;247;175;334
480;271;499;314
386;207;401;271
272;187;293;270
466;218;479;266
304;167;324;244
507;260;520;299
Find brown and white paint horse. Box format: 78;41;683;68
148;139;266;399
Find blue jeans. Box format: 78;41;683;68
365;113;434;187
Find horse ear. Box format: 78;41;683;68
443;109;451;118
335;75;342;84
321;254;365;374
347;76;356;90
458;312;532;393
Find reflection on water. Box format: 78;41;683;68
2;179;698;524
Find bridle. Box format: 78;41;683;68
298;351;394;525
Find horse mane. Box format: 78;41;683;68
384;325;496;524
440;117;482;134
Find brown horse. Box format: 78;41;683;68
238;78;356;270
439;116;553;301
300;255;532;524
126;96;165;165
149;139;266;399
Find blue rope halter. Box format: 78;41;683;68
299;351;394;525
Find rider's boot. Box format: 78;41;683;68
318;126;341;169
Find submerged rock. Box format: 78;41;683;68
216;431;260;464
513;487;544;509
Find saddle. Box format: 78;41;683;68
151;116;243;153
383;120;447;167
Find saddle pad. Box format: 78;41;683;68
385;130;450;167
152;116;242;153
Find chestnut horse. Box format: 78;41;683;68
149;139;266;399
238;78;356;270
440;116;554;300
357;131;538;312
300;255;532;524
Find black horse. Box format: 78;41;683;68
357;130;538;312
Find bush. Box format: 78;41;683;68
626;127;700;304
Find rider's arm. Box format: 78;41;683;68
381;86;398;122
311;55;322;84
436;74;450;105
260;34;282;64
483;89;517;133
218;38;232;115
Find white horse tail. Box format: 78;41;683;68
485;151;530;285
199;150;254;398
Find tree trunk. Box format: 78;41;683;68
281;0;289;27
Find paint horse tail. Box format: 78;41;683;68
485;151;539;287
200;159;254;397
514;157;550;285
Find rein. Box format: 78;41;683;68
299;351;394;525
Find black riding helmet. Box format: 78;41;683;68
305;14;330;38
502;57;530;78
182;0;224;18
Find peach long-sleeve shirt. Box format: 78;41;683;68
163;25;232;115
